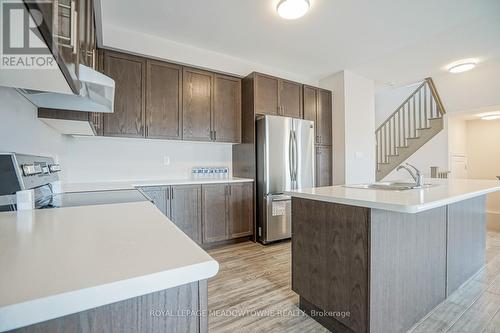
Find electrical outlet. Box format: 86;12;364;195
163;155;170;166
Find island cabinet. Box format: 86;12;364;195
202;183;254;244
12;281;208;333
291;195;487;333
254;72;303;118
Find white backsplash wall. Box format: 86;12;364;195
0;86;67;162
0;86;233;183
63;136;232;182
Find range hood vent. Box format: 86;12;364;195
17;64;115;113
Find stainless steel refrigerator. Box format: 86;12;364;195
256;115;315;243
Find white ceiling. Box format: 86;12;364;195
101;0;500;87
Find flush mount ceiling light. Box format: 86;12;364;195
480;114;500;120
447;59;477;73
276;0;310;20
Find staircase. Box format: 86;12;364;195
376;77;446;181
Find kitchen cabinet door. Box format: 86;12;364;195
280;80;303;118
140;187;167;216
255;73;279;116
169;185;202;244
316;146;333;187
213;74;241;143
146;61;182;140
202;184;228;243
303;86;318;122
103;51;146;137
317;89;332;145
228;183;253;239
183;68;213;141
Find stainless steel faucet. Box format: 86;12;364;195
397;163;424;188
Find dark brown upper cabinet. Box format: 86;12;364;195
303;85;318;122
280;80;303;118
182;68;214;142
146;60;182;140
213;74;242;143
103;51;146;137
253;72;303;118
255;73;280;116
303;85;333;145
183;68;242;143
317;89;333;145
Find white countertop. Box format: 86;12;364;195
0;202;219;331
62;177;254;193
286;179;500;213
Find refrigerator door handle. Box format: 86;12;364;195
293;130;298;187
289;130;294;189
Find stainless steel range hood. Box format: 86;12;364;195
0;0;114;114
17;64;115;113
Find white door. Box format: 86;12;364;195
451;155;468;179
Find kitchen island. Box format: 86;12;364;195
287;179;500;333
0;201;219;332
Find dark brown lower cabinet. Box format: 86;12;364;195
316;145;332;187
202;182;254;244
170;185;202;244
142;182;253;246
201;184;228;243
228;183;253;238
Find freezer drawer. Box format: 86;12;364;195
262;194;291;243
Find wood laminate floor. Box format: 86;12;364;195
207;231;500;333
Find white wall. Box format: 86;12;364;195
448;117;467;156
465;119;500;230
102;24;318;86
320;70;375;184
0;86;232;183
375;83;449;180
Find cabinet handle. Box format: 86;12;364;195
71;1;77;54
91;49;96;69
171;187;174;200
214;131;217;141
166;187;170;200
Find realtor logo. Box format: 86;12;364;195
1;0;56;69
